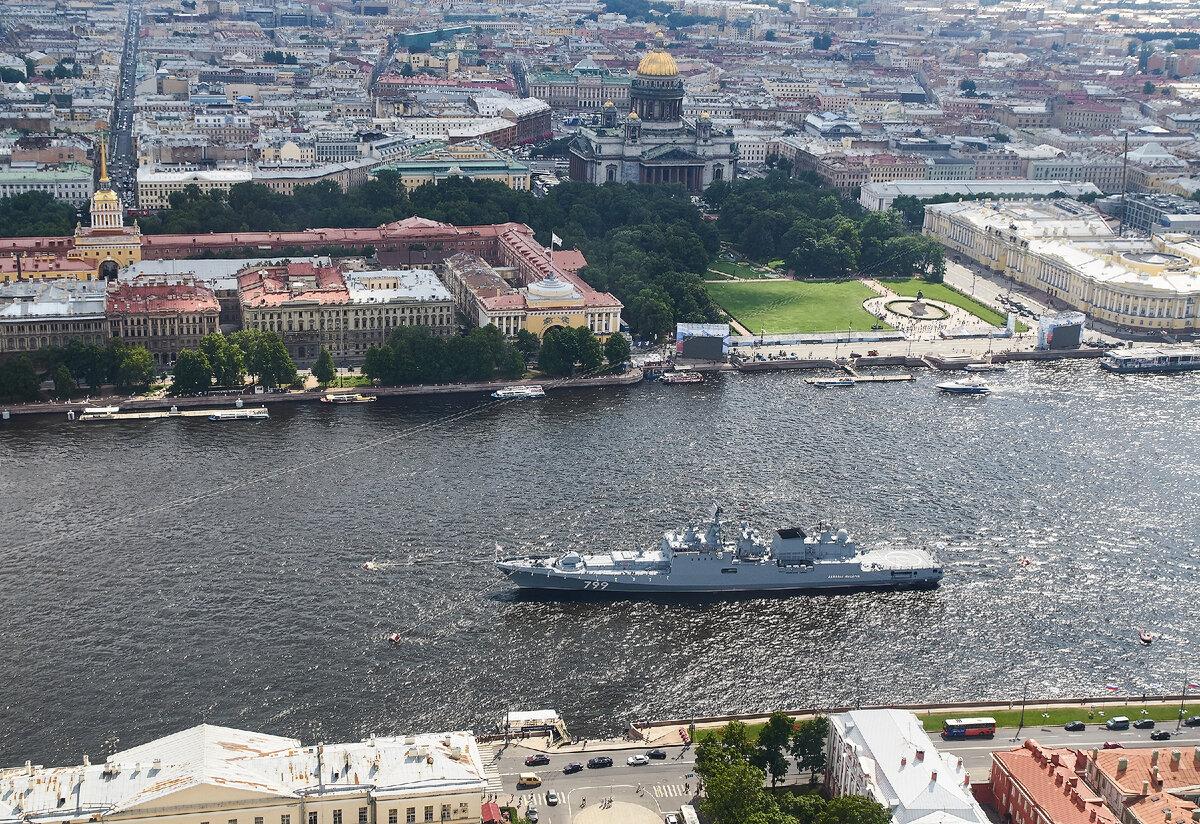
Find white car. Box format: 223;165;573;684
545;790;558;806
627;754;650;766
526;807;538;823
665;815;680;824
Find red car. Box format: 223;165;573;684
1102;741;1124;749
524;754;550;766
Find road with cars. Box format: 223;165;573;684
109;3;140;206
941;720;1200;777
493;743;698;824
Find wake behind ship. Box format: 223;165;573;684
495;506;943;594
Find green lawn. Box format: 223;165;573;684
881;279;1020;329
915;703;1200;733
707;280;891;334
709;259;763;279
694;703;1200;741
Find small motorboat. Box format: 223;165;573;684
1017;556;1031;566
363;560;379;571
937;377;991;394
387;632;402;644
1138;630;1153;645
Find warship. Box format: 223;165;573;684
495;506;943;594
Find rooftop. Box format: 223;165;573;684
993;740;1119;824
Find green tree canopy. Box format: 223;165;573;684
604;332;631;366
172;349;212;395
313;347;336;386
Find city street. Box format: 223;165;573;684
940;723;1200;777
491;742;698;824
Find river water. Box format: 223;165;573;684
2;362;1197;764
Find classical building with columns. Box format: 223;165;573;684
567;35;737;192
924;199;1200;332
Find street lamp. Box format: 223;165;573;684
1014;683;1028;741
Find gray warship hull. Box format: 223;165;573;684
495;507;944;596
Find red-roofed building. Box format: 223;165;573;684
106;279;221;365
1086;746;1200;823
991;740;1120;824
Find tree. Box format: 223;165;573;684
172;349;212;395
116;346;155;390
755;713;795;788
604;332;630;366
574;326;604;372
537;327;575;377
313;347;336;386
815;795;891;824
515;328;540;360
780;793;828;824
199;333;244;387
764;29;776;41
790;716;830;783
53;364;74;398
701;759;769;824
0;354;40;401
1143;80;1156;94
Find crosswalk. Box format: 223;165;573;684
653;783;691;798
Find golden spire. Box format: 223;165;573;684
98;136;109;185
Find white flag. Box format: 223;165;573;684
551;232;563;248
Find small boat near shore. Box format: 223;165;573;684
659;370;704;384
810;377;856;388
937;377;991;395
491;385;546;399
964;357;1007;373
321;392;376;404
208;407;269;421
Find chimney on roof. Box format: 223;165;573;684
1166;812;1173;822
964;773;971;787
1143;780;1151;794
1174;751;1183;764
916;750;925;761
1119;758;1129;772
1153;751;1160;765
1056;774;1065;787
1154;766;1161;782
901;756;907;767
931;771;938;783
1191;810;1200;822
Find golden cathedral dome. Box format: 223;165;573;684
636;49;678;77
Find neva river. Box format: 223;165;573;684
2;362;1198;764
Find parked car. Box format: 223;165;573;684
563;762;584;774
1184;716;1200;727
665;815;681;824
647;749;667;760
546;790;558;807
1102;741;1124;749
628;755;650;766
524;754;550;767
1133;718;1155;729
587;756;613;768
1064;721;1086;731
1151;730;1173;741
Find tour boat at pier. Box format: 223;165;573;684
1101;347;1200;374
810;377;856;388
208;407;269;421
936;377;991;395
321;393;377;404
964;355;1007;373
491;385;547;399
659;370;704;384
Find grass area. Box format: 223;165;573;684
709;259;762;279
881;278;1029;331
916;703;1200;733
767;259;787;270
692;703;1200;742
329;374;373;388
705;271;737;281
707;280;892;334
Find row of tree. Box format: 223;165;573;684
362;325;526;386
0;339;160;402
0;191;81;238
710;173;946;282
170;330;298;395
695;716;891;824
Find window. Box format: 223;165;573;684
255;818;264;824
388;811;397;824
281;815;291;824
309;813;318;824
423;807;433;823
358;810;367;824
333;813;342;824
405;810;415;824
